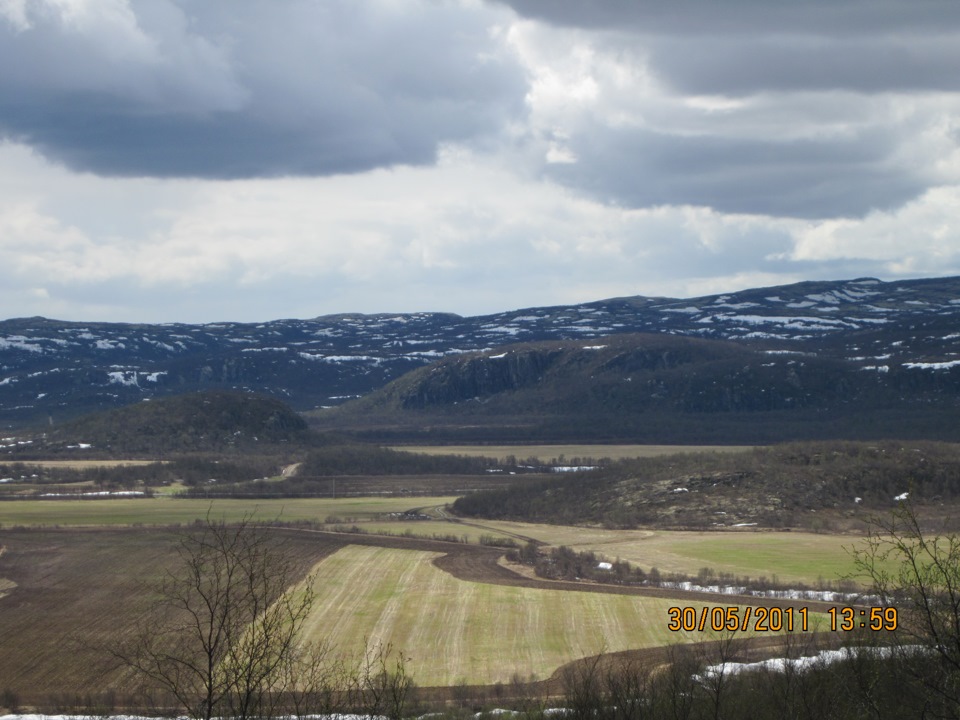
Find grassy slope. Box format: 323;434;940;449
299;545;827;686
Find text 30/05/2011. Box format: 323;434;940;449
667;606;898;633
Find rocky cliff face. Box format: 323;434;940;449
399;348;566;408
358;334;885;416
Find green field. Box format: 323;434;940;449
455;520;870;587
300;545;824;686
395;444;754;462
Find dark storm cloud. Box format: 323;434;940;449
645;34;960;95
547;124;926;219
496;0;960;37
0;0;525;178
500;0;960;94
497;0;960;218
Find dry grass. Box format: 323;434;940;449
299;545;823;686
431;519;869;587
10;459;166;469
393;444;754;462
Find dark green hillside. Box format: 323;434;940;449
452;441;960;531
321;333;960;443
337;334;855;414
35;390;310;455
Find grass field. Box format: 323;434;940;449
394;444;754;462
300;545;827;686
0;495;460;527
7;459;166;469
461;520;870;586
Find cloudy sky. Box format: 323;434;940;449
2;0;960;323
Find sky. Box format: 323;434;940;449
2;0;960;323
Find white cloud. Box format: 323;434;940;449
787;186;960;277
0;139;804;321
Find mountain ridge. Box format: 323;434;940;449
2;275;959;429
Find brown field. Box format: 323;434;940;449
393;444;754;462
0;527;338;705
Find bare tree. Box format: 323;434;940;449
852;502;960;718
119;515;315;720
344;641;415;720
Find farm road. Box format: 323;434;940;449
423;503;543;545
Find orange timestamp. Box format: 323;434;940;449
827;606;898;632
666;605;899;633
667;605;810;633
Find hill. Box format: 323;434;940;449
33;390;310;456
1;275;959;428
322;332;960;443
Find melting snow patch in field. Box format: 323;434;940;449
40;490;145;498
697;646;916;682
